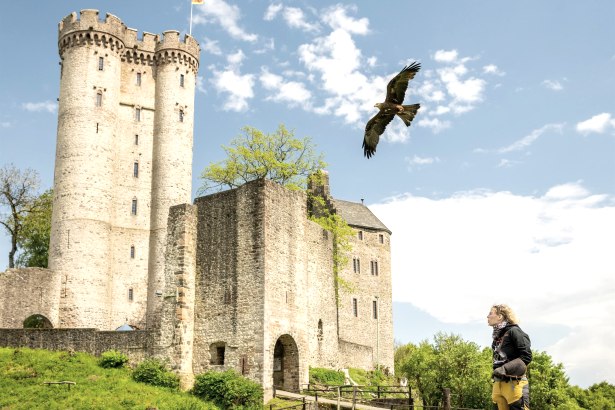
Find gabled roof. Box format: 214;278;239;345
332;199;391;234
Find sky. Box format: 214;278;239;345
0;0;614;388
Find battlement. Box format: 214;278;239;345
58;10;199;64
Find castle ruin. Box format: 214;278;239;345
0;10;394;398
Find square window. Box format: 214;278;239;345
136;72;142;86
98;57;104;71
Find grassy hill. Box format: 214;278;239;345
0;347;217;410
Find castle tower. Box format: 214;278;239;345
49;10;126;329
48;10;200;330
146;31;200;330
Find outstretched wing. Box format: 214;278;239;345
385;62;421;104
363;111;395;159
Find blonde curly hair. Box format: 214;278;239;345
492;304;519;325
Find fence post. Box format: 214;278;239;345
337;386;341;410
377;385;381;399
352;385;357;409
443;388;451;410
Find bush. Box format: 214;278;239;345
132;358;180;389
192;370;263;409
309;367;345;386
99;350;128;369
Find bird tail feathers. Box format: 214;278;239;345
397;104;420;126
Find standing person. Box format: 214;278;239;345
487;304;532;410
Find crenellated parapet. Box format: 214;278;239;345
58;10;126;57
154;31;200;74
58;10;200;72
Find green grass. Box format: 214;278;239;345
0;347;217;410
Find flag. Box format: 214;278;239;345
192;0;204;4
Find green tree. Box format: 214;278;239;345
16;189;52;268
0;164;41;268
396;333;496;409
528;351;580;409
198;124;326;194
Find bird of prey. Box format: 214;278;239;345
363;62;421;158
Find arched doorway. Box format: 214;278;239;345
23;314;53;329
272;334;299;392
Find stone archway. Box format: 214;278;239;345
272;334;299;392
23;314;53;329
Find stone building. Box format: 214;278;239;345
0;10;393;398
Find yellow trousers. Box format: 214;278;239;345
492;379;529;410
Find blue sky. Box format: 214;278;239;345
1;1;614;388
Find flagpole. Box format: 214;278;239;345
189;0;194;35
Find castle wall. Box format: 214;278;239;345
0;329;149;363
0;268;61;328
192;181;267;380
337;228;394;371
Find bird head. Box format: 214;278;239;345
374;103;382;109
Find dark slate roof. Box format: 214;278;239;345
332;199;391;234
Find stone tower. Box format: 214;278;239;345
48;10;200;330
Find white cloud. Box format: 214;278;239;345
193;0;257;42
497;158;518;168
210;67;255;112
227;49;246;66
264;3;283;20
21;101;57;113
370;183;615;386
406;155;440;168
542;79;564;91
483;64;505;76
433;49;458;63
576;113;615;135
417;117;451;133
201;37;222;55
283;7;320;32
498;123;564;153
1;121;11;128
322;4;369;35
259;68;312;107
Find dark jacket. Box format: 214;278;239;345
492;324;532;369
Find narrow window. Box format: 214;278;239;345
374;261;379;276
353;258;357;273
95;92;102;107
379;234;384;244
135;108;141;122
131;199;137;215
358;231;363;240
128;288;134;301
136;72;142;86
180;74;185;87
133;162;139;178
98;57;104;71
130;245;135;259
134;134;139;145
373;300;378;319
179;109;184;122
356;258;360;274
96;123;99;133
317;319;323;341
352;298;358;317
216;346;225;365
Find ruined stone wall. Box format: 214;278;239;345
337;228;394;371
0;328;149;363
0;268;61;328
192;181;266;381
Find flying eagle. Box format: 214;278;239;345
363;62;421;158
